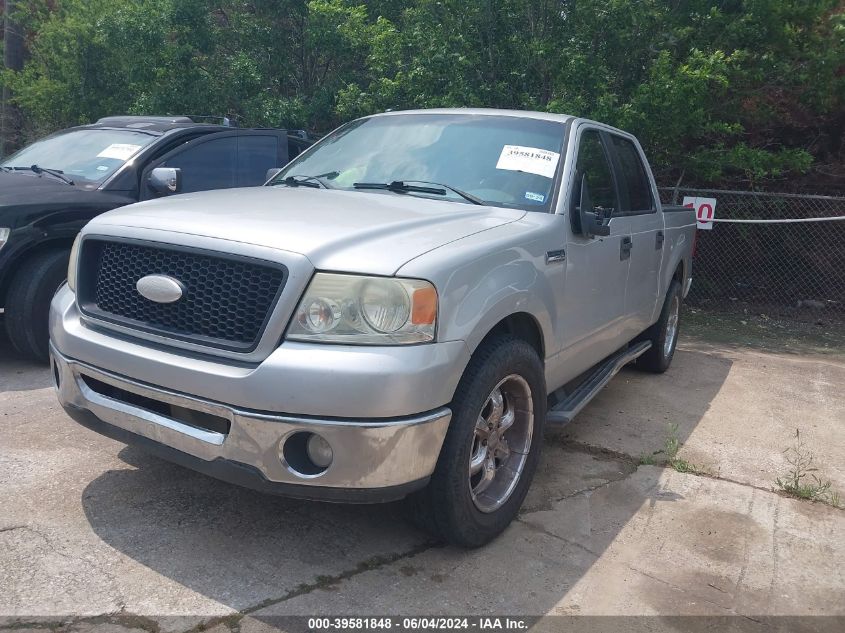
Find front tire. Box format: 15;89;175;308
636;279;682;373
4;249;70;362
407;335;546;547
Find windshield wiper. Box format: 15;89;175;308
353;180;483;205
276;174;333;189
33;165;75;185
5;164;75;185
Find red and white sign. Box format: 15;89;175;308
683;196;717;230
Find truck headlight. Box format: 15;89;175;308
286;273;437;344
0;227;9;252
66;234;82;292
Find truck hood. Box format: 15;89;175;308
90;186;526;274
0;171;131;228
0;170;75;201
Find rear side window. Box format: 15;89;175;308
610;135;653;213
236;135;282;187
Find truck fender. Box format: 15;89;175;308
442;258;556;359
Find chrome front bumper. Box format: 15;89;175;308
51;346;452;502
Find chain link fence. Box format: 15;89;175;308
658;187;845;317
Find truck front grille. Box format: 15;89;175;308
77;238;287;351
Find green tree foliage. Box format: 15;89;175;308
2;0;843;187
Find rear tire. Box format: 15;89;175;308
406;335;546;548
4;249;70;362
636;280;682;373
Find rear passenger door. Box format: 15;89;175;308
139;130;288;200
607;134;664;335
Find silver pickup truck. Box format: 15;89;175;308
50;109;695;547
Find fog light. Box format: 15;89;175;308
306;433;333;468
281;431;333;476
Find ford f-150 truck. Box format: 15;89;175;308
49;109;695;547
1;115;312;361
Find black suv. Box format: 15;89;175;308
0;115;312;361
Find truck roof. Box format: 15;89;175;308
371;108;575;124
369;108;636;138
83;115;237;134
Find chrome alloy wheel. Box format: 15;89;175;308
664;294;680;358
468;374;534;513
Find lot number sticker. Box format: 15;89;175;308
496;145;560;179
683;196;717;230
97;143;142;161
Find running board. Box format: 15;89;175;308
546;341;652;425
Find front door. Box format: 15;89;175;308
557;127;632;378
139;130;288;201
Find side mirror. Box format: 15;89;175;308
148;167;182;195
576;174;611;238
265;167;283;182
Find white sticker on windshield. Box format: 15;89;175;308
97;143;141;161
496;145;560;179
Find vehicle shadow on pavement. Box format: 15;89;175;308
0;327;53;393
84;445;430;602
77;345;733;617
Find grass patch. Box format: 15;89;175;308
663;422;705;473
775;429;841;507
663;422;681;462
669;458;704;475
638;453;656;466
639;423;706;474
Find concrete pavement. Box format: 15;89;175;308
562;339;845;492
1;328;843;631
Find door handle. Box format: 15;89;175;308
656;230;665;250
545;249;566;264
620;236;633;260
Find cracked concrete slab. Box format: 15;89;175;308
244;467;844;619
561;341;845;493
1;330;843;629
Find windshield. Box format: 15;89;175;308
271;113;566;211
0;129;156;183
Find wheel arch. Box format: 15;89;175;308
672;259;686;285
0;238;74;307
659;247;689;308
473;312;546;361
441;307;550;410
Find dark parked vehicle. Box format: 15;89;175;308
0;115;312;360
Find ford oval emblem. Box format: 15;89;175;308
136;274;185;304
